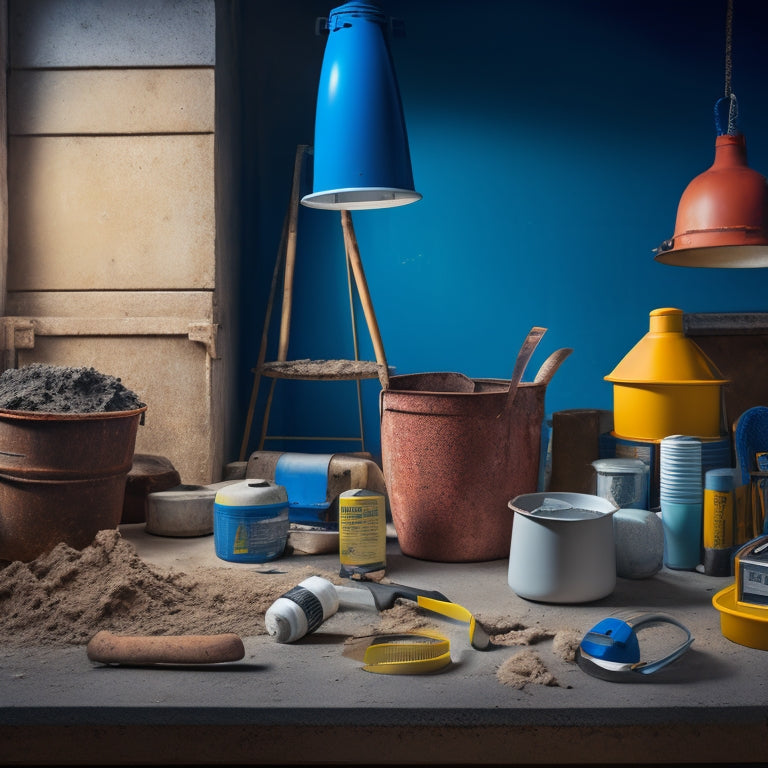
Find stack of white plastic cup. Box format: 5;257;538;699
660;435;703;570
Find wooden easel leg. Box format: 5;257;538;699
238;214;287;461
238;145;307;461
257;377;278;451
344;241;367;452
341;210;390;390
276;146;305;363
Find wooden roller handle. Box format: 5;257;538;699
86;630;245;665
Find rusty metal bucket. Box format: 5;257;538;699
380;335;571;562
0;407;147;562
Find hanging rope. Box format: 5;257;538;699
724;0;733;98
715;0;738;135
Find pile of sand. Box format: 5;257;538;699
0;530;439;651
0;530;332;648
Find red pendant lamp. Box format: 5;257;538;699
654;1;768;268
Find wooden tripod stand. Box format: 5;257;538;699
239;145;390;461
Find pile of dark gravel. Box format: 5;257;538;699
0;364;146;413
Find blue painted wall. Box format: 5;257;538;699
235;0;768;465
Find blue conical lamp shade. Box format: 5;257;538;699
301;2;421;210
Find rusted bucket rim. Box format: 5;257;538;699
384;378;543;395
383;348;573;395
0;471;131;485
0;406;147;421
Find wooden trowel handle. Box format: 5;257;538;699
86;630;245;665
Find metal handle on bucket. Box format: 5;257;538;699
505;327;547;411
534;347;573;386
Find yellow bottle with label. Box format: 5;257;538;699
339;488;386;578
703;467;737;577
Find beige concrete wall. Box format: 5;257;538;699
8;69;215;135
3;0;228;485
8;134;215;291
8;66;216;291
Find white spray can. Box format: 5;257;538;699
264;576;339;643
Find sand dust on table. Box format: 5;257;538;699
0;529;582;690
496;650;561;689
489;621;582;689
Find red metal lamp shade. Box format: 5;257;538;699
654;133;768;267
654;0;768;268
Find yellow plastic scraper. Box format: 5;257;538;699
416;596;491;651
336;580;491;651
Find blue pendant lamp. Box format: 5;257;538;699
301;1;421;210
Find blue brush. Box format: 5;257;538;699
734;406;768;486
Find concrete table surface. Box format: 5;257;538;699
1;523;767;766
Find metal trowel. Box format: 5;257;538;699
335;581;492;651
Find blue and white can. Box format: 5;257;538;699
214;479;289;563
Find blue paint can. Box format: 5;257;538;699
214;479;289;563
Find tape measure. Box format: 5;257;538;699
362;631;452;675
576;612;693;681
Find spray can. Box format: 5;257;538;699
264;576;339;643
339;488;387;578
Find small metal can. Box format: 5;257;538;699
339;488;387;578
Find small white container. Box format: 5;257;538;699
613;508;664;579
508;491;618;604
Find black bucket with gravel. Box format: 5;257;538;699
0;364;146;562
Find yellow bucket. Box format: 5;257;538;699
713;584;768;651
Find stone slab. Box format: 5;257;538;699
9;69;214;135
9;0;215;67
